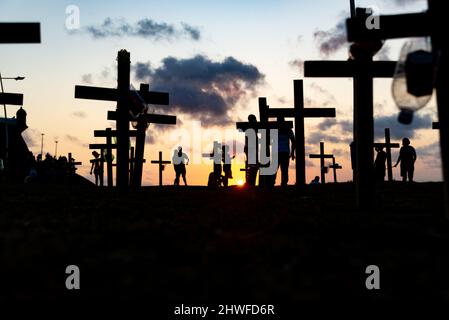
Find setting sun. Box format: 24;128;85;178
237;179;244;186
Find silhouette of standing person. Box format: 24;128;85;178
90;151;103;186
394;138;417;182
244;114;259;187
374;146;387;182
221;145;235;187
275;116;296;186
173;146;189;186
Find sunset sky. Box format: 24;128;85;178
1;0;438;186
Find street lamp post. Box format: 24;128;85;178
41;133;44;156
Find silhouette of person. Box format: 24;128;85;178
244;114;259;187
374;146;387;182
394;138;417;182
275;116;296;186
90;151;103;186
310;176;320;185
173;146;189;186
221;145;235;187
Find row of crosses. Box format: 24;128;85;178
75;50;177;190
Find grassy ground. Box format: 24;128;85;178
0;182;448;303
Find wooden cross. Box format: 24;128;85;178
309;142;334;184
345;0;449;217
258;79;336;186
373;128;399;182
93;128;138;187
74;50;172;190
304;9;396;206
151;151;171;186
68;153;82;174
329;157;343;183
0;23;41;43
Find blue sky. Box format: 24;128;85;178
1;0;438;185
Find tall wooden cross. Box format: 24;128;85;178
373;128;399;182
346;0;449;217
329;157;343;183
151;151;171;186
258;80;336;186
309;142;334;184
75;50;172;190
304;8;396;207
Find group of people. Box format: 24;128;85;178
87;131;417;188
22;152;79;183
374;137;417;183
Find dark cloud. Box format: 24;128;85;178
314;18;348;57
81;74;93;84
133;55;264;126
419;142;440;157
307;131;352;145
375;113;433;140
72;111;87;119
391;0;425;6
318;119;352;133
83;18;201;41
65;134;85;147
308;82;337;106
288;58;304;74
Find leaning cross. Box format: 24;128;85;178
151;151;171;186
309;142;334;184
75;50;170;190
329;157;343;183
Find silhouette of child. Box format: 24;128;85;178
90;151;103;186
394;138;417;182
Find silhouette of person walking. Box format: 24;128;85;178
275;116;296;186
90;151;103;186
173;146;189;186
394;138;417;182
221;144;235;187
374;146;387;182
